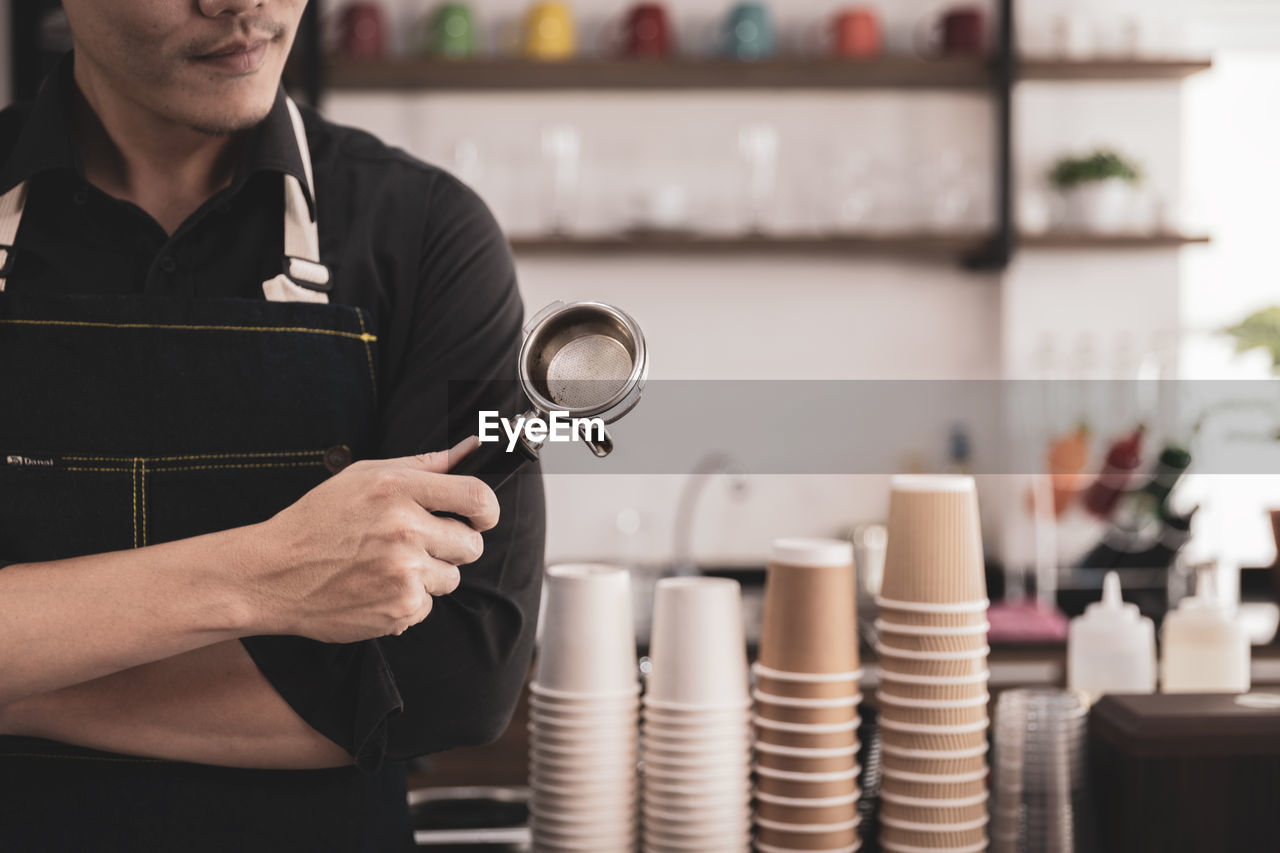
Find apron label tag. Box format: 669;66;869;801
5;454;57;467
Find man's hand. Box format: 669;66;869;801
246;436;500;644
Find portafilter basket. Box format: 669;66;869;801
450;301;647;489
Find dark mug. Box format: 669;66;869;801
622;3;673;58
942;7;986;53
338;2;386;60
915;5;986;57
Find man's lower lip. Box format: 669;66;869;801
193;41;269;74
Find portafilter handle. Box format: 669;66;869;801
447;432;541;492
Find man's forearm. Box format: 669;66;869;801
0;639;352;770
0;524;272;705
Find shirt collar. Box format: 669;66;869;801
0;50;315;217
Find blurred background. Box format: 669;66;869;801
7;0;1280;809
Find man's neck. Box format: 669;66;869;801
72;54;245;236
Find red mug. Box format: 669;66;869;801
338;2;386;60
831;7;881;58
940;6;986;55
621;3;672;58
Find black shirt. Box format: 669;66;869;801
0;53;545;772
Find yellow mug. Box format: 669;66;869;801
522;1;577;60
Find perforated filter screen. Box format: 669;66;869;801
546;334;634;410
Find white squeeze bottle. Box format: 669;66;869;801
1068;571;1156;699
1160;566;1251;693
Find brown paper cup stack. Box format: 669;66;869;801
754;538;864;852
874;475;991;851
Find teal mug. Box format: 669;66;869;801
426;3;477;58
722;2;776;60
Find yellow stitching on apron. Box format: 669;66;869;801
65;450;325;463
0;318;378;344
131;458;139;549
141;458;148;547
65;461;326;474
0;752;164;764
355;309;378;404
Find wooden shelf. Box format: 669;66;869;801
325;57;1212;92
326;57;992;91
508;232;992;257
1022;232;1211;249
1022;58;1213;81
505;231;1209;256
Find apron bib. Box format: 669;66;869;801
0;99;410;852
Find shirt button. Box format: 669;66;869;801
324;445;353;474
159;256;177;273
72;190;87;205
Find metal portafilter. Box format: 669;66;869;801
448;300;648;490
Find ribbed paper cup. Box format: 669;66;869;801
759;539;859;674
880;792;990;826
755;764;860;800
757;835;860;850
644;784;751;808
879;720;989;753
875;626;989;654
755;741;861;774
878;475;986;605
877;649;990;679
532;825;636;851
880;770;988;800
876;691;990;728
877;674;989;703
879;814;988;849
755;790;861;825
754;817;861;851
877;602;989;628
879;742;988;775
643;828;752;850
754;714;860;750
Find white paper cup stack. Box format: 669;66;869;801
874;475;991;853
529;564;640;853
641;577;754;853
753;538;865;853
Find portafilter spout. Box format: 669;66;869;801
448;301;648;490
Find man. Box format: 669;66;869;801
0;1;545;850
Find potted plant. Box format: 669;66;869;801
1049;148;1142;233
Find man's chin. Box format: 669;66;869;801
182;97;276;136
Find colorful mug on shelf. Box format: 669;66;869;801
831;7;881;58
424;3;477;58
915;5;988;56
722;1;776;61
520;1;577;60
337;1;386;60
615;2;674;58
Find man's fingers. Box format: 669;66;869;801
421;558;462;597
423;516;486;566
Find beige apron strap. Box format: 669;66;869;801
0;181;29;293
263;96;331;304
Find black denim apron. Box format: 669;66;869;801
0;99;411;852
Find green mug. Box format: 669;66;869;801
427;3;476;58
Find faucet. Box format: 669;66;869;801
670;451;750;577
